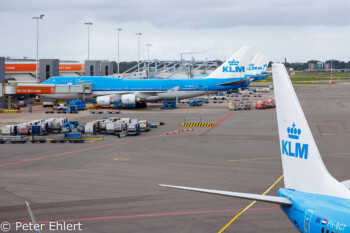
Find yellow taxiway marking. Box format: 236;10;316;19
218;174;284;233
113;158;130;161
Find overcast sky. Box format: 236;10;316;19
1;0;350;63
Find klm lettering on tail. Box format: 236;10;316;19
222;59;245;73
282;123;309;159
247;63;263;71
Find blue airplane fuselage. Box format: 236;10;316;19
43;76;251;93
278;189;350;233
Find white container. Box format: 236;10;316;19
1;126;12;135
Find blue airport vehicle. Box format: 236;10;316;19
189;99;203;107
161;99;177;109
113;101;136;109
67;100;86;110
68;105;78;113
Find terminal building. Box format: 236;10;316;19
2;58;115;83
1;57;218;84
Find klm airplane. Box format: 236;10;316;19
160;64;350;233
41;46;269;108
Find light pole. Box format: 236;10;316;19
146;44;152;75
85;22;93;60
146;44;152;61
331;58;333;80
116;28;122;74
32;14;44;83
135;33;142;71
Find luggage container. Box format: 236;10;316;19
241;90;250;97
77;125;85;133
242;98;252;110
229;99;234;111
121;118;131;123
138;120;151;132
17;123;29;135
106;122;113;134
61;123;71;133
85;122;97;135
131;118;139;124
51;121;62;134
31;125;42;136
113;122;128;137
39;122;49;135
99;122;108;134
127;123;140;136
1;126;13;135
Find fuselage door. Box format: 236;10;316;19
304;210;313;233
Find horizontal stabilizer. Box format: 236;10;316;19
159;184;292;205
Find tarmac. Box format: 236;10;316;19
0;84;350;233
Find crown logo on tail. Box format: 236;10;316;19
287;123;301;140
228;59;239;66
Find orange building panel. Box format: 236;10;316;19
5;63;37;72
16;86;55;94
59;64;85;72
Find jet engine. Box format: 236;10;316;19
121;94;140;105
96;94;120;107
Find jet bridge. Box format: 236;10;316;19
0;83;93;109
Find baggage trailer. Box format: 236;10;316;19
10;138;27;144
65;133;84;143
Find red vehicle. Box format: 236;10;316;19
265;98;276;108
256;100;266;109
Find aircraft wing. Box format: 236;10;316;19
248;73;269;82
216;78;250;86
159;184;292;205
